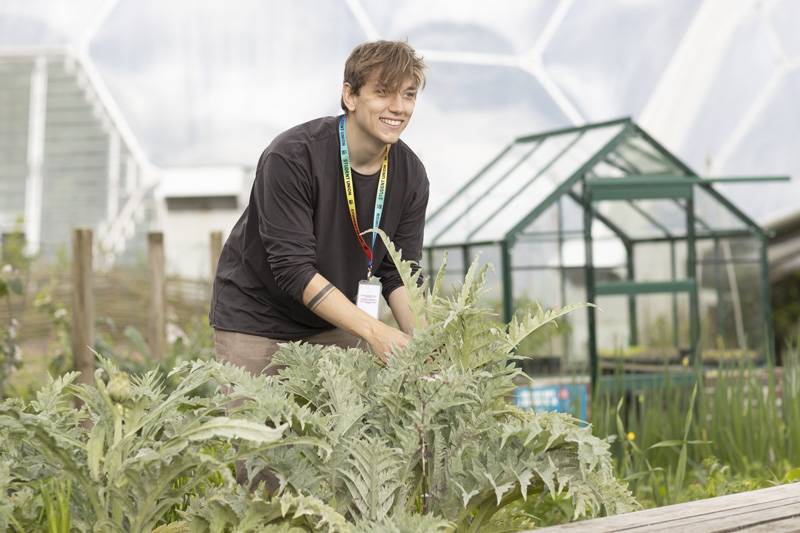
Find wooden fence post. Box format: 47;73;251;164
210;231;223;281
72;228;94;402
148;232;166;361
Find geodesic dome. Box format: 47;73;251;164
0;0;796;264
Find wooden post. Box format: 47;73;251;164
210;231;223;280
72;228;95;400
148;232;166;361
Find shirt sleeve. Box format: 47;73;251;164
375;172;430;300
255;152;318;301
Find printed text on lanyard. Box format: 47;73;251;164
338;115;389;281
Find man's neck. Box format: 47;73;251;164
345;117;389;175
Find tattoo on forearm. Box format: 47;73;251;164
307;283;335;311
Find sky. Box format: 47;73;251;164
1;0;798;222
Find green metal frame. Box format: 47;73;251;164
422;117;784;390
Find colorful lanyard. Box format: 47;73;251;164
338;115;389;279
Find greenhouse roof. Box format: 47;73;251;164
424;118;767;249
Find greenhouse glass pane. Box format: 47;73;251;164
596;200;672;239
594;293;633;352
512;237;560;268
710;263;764;354
632;198;688;235
559;234;626;269
634;241;688;281
425;141;539;245
523;196;587;236
712;237;760;261
612;136;683;174
468;123;625;243
561;194;585;233
426;247;466;294
595;197;689;240
513;268;562;308
590;159;628;177
431;131;579;245
694;187;749;233
635;292;692;349
523;200;560;234
563;289;590;365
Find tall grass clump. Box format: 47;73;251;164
590;329;800;507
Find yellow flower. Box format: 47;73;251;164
627;432;635;441
682;355;689;367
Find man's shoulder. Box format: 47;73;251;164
255;116;339;172
270;116;339;153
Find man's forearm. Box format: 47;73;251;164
302;273;410;362
387;287;416;336
302;274;374;339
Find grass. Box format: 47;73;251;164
589;336;800;509
518;330;800;526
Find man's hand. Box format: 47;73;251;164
364;321;411;363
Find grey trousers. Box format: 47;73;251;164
213;327;363;495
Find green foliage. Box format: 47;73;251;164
31;273;216;397
256;230;638;530
95;317;216;397
33;278;74;379
507;295;573;358
0;356;332;532
1;264;24;398
1;230;638;531
772;271;800;359
167;487;352;533
0;219;31;272
587;333;800;512
682;456;774;502
40;477;72;533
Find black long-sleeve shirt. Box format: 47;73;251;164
209;115;429;339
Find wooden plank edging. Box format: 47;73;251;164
531;482;800;532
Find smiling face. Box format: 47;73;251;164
342;69;418;152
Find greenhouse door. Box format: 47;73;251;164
583;177;700;384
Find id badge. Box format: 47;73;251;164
356;279;382;319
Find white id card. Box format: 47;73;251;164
356;279;382;319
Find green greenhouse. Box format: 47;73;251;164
424;118;779;382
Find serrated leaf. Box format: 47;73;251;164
369;229;426;324
180;417;287;444
503;302;594;355
87;419;106;481
152;521;188;533
338;436;403;522
455;481;481;507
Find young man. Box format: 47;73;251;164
210;39;429;389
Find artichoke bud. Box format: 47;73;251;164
107;372;133;403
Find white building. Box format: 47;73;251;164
0;49;250;279
160;165;251;280
0;49;158;266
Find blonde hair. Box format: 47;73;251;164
340;40;428;111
